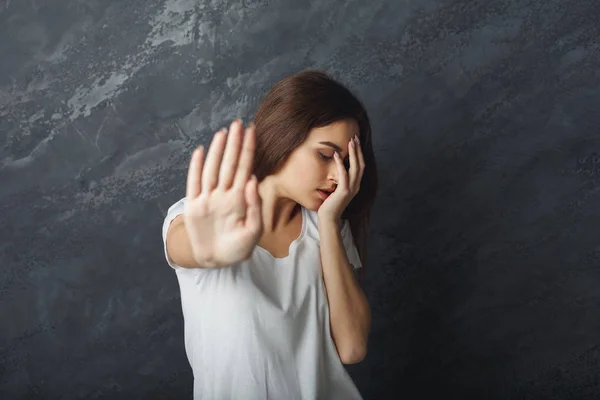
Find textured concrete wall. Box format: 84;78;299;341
1;0;599;398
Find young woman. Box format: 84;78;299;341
162;70;378;399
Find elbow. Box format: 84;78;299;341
336;319;371;365
339;344;367;365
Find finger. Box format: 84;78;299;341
356;136;365;181
186;145;204;199
334;151;348;192
233;124;256;188
347;138;358;191
218;119;243;190
202;128;227;193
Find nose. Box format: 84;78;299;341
327;162;339;186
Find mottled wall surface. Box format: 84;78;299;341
1;0;599;398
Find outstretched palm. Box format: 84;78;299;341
184;120;263;267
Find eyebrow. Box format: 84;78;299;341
318;141;343;152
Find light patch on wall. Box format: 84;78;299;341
64;0;222;122
146;0;203;48
66;70;130;121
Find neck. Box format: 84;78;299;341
258;177;299;233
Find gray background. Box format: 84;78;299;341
1;0;600;398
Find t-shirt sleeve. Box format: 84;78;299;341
162;197;186;270
340;219;363;271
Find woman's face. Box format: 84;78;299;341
276;118;360;211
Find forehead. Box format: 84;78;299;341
306;119;360;142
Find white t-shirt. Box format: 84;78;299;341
162;197;364;400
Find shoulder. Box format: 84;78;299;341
162;198;186;241
167;197;186;215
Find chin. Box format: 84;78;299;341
295;189;327;212
308;204;321;212
298;198;321;212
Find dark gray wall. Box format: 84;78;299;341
1;0;599;398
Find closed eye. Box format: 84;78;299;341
318;152;350;170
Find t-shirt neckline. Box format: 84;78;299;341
254;205;307;261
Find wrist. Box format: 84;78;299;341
317;215;341;230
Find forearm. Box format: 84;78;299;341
167;218;221;268
318;219;371;364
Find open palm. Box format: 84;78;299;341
183;120;264;267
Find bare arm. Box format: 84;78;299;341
167;214;236;268
166;215;206;268
318;218;371;365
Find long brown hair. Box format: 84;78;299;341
251;69;378;279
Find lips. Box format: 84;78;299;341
317;189;333;200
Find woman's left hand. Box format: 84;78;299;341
317;135;365;224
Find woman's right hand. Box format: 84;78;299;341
183;119;264;267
